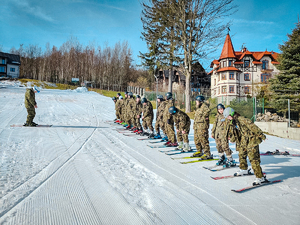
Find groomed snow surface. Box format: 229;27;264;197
1;82;300;225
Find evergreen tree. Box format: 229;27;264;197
269;21;300;112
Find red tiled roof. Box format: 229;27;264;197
234;61;244;64
208;70;213;75
253;61;262;64
219;34;236;60
271;61;280;65
217;67;241;73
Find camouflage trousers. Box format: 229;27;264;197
164;121;176;143
134;116;141;129
176;120;190;143
215;137;232;156
142;117;153;131
194;128;210;155
26;107;36;124
155;119;165;134
237;145;263;178
116;110;121;120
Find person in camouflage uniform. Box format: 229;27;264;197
223;107;267;185
141;97;154;137
211;103;234;165
192;95;211;159
169;106;191;151
125;92;135;129
115;95;122;123
24;86;39;126
163;92;177;146
123;91;130;126
112;97;118;121
118;96;125;123
133;95;143;133
154;95;167;139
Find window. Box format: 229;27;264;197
223;61;226;68
244;73;250;81
1;59;5;64
218;74;220;81
261;74;270;83
262;60;269;70
229;85;234;93
229;72;234;80
0;66;5;72
237;73;239;80
214;90;216;95
244;60;250;68
221;74;226;80
229;60;233;66
222;86;227;94
214;79;216;86
218;87;220;94
244;86;250;94
10;68;15;72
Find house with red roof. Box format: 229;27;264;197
209;34;280;104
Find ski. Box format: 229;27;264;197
231;180;282;193
11;124;52;127
147;144;170;148
205;164;238;172
180;158;218;164
123;134;138;136
159;148;179;153
166;150;196;156
171;155;209;159
211;172;266;180
149;140;165;144
260;150;300;157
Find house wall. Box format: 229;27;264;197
211;55;279;104
7;64;19;78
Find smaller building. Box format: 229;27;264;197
0;52;21;78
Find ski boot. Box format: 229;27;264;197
164;141;172;146
234;168;251;176
153;134;162;139
182;143;192;152
216;154;226;166
23;122;29;126
137;129;143;135
175;142;183;150
198;154;213;160
148;132;155;138
223;157;236;168
191;151;204;158
161;136;168;142
166;142;178;147
133;128;139;133
253;176;268;186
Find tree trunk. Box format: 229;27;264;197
185;71;191;113
168;67;173;93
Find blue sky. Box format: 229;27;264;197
1;0;299;71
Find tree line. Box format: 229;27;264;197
9;37;145;91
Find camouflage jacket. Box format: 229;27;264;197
126;98;136;117
163;99;175;122
135;101;143;116
211;113;229;139
115;99;121;112
228;115;266;148
173;110;191;132
193;102;210;130
142;102;153;118
156;100;167;121
25;88;36;108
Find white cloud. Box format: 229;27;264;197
234;19;274;25
10;0;54;22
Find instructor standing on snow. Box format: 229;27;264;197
24;86;39;127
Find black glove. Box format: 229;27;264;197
167;119;170;124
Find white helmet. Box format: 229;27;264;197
221;107;235;121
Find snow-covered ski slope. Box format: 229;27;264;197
1;82;300;225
